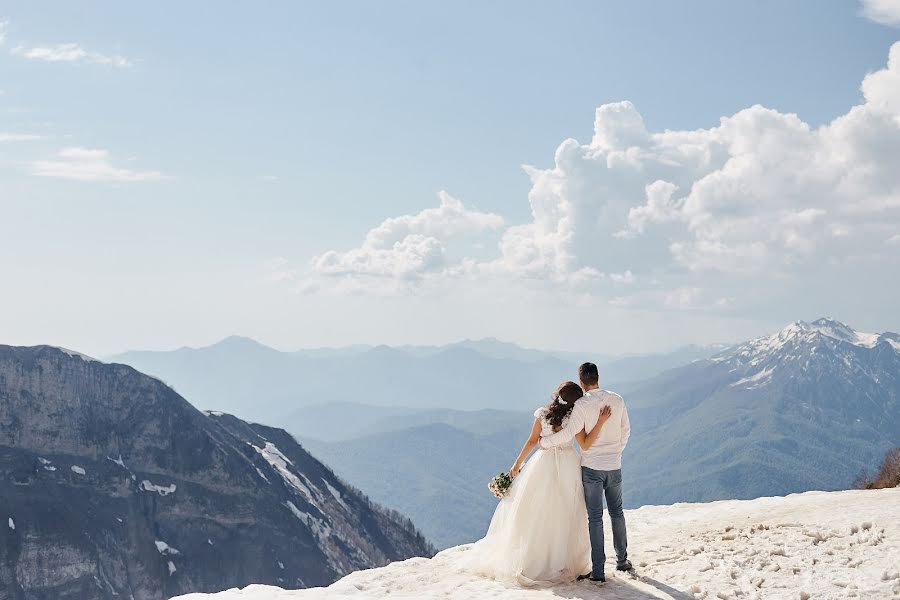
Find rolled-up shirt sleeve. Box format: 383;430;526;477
539;403;586;449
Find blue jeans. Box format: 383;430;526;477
581;466;628;578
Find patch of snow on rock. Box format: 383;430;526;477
168;561;177;576
155;540;180;555
106;455;127;469
324;480;349;511
7;518;14;530
255;442;315;501
71;465;86;475
284;501;331;539
140;480;176;496
732;365;776;389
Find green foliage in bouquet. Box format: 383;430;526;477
488;472;513;499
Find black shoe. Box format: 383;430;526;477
616;560;634;572
577;573;605;583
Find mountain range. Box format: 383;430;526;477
300;318;900;548
623;317;900;505
108;338;722;424
0;345;432;599
284;402;528;443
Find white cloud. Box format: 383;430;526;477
10;43;131;67
887;234;900;245
550;43;900;275
361;190;504;250
0;132;44;142
618;180;682;237
860;0;900;26
28;147;164;182
293;42;900;311
861;42;900;114
308;191;504;282
0;20;8;44
313;234;447;280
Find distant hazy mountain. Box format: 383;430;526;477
281;338;593;362
0;345;432;599
301;422;529;549
397;338;601;363
294;345;373;358
297;319;900;549
110;340;573;422
283;402;529;442
298;337;721;370
108;338;717;424
598;343;727;384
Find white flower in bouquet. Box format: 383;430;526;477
488;472;513;499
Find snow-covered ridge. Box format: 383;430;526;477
718;318;900;390
732;318;897;358
171;488;900;600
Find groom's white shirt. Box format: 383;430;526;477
539;389;630;471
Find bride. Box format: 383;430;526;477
468;381;612;586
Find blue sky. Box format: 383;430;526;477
1;1;899;356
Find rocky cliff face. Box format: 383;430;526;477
0;345;433;600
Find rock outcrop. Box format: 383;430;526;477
0;345;433;600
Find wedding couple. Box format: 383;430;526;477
470;362;632;586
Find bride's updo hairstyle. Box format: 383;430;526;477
546;381;583;430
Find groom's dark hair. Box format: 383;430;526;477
578;362;599;386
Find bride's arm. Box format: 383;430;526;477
574;405;612;451
510;419;542;478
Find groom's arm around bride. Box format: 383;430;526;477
538;385;630;456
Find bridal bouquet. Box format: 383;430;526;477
488;472;513;499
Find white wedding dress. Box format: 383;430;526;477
467;407;591;586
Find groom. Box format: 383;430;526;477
539;362;632;583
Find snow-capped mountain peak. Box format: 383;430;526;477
806;317;882;347
715;318;900;391
727;318;896;363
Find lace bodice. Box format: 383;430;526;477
533;406;569;437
